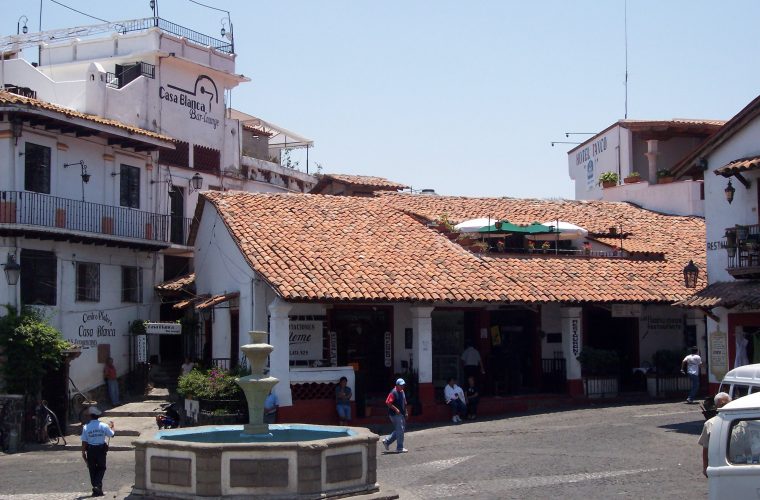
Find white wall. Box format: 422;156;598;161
540;303;563;358
638;305;688;366
569;125;622;200
602;180;705;216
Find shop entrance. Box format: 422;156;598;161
332;307;392;417
488;309;540;395
585;306;641;391
432;310;480;393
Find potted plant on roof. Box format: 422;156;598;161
623;171;642;184
527;240;535;254
471;240;489;254
656;168;675;184
577;347;620;398
541;241;551;254
598;171;619;188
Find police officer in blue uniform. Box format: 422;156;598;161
81;406;115;497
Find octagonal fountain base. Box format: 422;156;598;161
132;424;382;499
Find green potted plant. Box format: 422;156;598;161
598;171;619;188
471;240;489;254
623;171;642;184
656;169;675;184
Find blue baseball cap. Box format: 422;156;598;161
395;378;406;386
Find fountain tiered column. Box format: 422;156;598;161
236;330;279;435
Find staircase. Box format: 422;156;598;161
150;363;182;393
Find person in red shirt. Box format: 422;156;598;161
381;378;408;453
103;357;120;406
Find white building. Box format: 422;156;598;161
673;95;760;391
0;17;316;400
567;119;723;216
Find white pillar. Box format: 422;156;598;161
268;297;293;406
252;276;268;332
410;306;435;384
645;139;659;182
561;307;583;381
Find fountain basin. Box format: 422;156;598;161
133;424;379;499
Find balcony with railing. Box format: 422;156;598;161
0;191;193;249
725;224;760;278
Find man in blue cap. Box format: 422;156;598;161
382;378;408;453
81;406;115;497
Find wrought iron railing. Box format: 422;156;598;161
170;215;194;246
0;191;171;244
725;224;760;276
540;358;567;393
106;61;156;88
116;17;233;53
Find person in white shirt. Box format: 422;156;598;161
81;407;115;497
180;357;195;376
461;342;485;380
681;346;703;404
444;377;467;423
698;392;731;476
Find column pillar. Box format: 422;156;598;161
561;307;584;396
645;139;659;182
268;297;293;406
411;305;435;413
252;276;268;332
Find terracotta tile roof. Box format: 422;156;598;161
196;292;239;310
714;156;760;177
674;281;760;309
313;174;409;192
199;192;705;304
0;90;174;143
155;273;195;292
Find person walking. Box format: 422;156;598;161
681;347;703;404
335;376;352;425
81;407;115;497
103;357;120;406
382;378;408;453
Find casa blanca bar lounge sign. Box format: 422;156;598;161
159;75;221;129
289;320;323;360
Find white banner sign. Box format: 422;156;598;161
289;320;323;360
145;322;182;335
136;334;147;363
329;331;338;367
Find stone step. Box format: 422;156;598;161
145;387;171;400
104;401;169;418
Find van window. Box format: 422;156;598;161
727;419;760;464
734;385;751;399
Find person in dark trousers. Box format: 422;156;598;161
335;376;352;425
465;375;480;420
382;378;408;453
81;406;115;497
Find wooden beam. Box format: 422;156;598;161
735;172;751;189
700;307;720;323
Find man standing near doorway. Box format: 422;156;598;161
461;341;485;381
382;378;408;453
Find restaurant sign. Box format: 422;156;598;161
145;322;182;335
289;320;323;360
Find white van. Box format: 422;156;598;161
707;392;760;499
718;363;760;400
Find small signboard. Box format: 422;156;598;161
384;331;392;367
611;304;642;318
145;322;182;335
136;334;147;363
329;331;338;367
289;320;323;360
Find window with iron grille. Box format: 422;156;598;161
20;249;57;306
76;262;100;302
120;164;140;209
121;266;142;303
24;142;51;194
193;145;221;174
159;141;190;168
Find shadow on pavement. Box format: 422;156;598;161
659;420;704;435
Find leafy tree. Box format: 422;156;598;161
0;306;71;397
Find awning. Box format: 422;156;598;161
155;273;195;293
478;221;554;235
527;221;588;241
674;281;760;309
172;296;206;310
715;156;760;177
196;292;240;310
454;217;496;233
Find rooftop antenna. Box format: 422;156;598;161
624;0;629;119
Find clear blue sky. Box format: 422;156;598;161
5;1;760;198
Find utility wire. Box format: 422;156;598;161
187;0;230;14
47;0;109;24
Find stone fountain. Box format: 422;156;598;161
132;331;387;499
236;330;279;435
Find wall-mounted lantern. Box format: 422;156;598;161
3;253;21;286
683;260;699;289
725;179;736;204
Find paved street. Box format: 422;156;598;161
0;401;707;499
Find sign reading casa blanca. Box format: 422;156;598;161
289;320;323;360
75;311;117;348
158;74;221;129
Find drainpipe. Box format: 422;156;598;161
645;139;659;182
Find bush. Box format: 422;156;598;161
656;168;672;178
177;367;244;401
577;348;620;375
0;306;71;396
